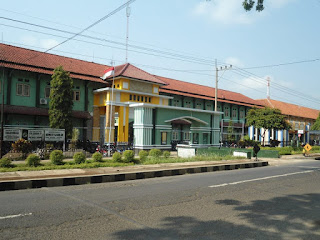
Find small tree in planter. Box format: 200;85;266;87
12;138;32;158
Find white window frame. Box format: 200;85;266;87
16;83;30;97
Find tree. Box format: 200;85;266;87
311;113;320;130
242;0;264;12
246;107;291;145
49;66;74;139
206;0;265;12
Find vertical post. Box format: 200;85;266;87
0;44;5;158
125;1;131;63
267;77;270;99
108;63;115;156
214;59;218;112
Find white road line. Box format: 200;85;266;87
209;170;315;188
0;213;32;220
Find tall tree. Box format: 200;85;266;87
206;0;265;12
243;0;264;11
246;107;291;145
311;113;320;130
49;66;74;139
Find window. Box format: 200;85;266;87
232;108;237;118
173;99;180;107
153;86;159;94
133;95;136;101
45;87;50;98
224;107;229;117
149;97;151;103
145;97;148;102
161;132;167;145
117;84;120;88
239;110;245;119
203;133;209;144
141;96;144;102
184;132;190;141
196;103;202;109
123;82;128;89
16;83;30;97
193;133;199;144
172;131;179;140
129;94;132;100
185;101;191;108
137;96;140;101
73;90;80;101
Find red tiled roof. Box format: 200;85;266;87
106;63;167;85
0;43;108;83
258;99;320;120
157;75;263;107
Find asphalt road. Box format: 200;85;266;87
1;159;320;240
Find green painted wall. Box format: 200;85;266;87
10;71;37;107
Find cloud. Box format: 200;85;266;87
20;35;37;46
40;39;59;49
20;35;59;49
193;0;293;25
225;57;244;68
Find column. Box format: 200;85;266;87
92;106;100;142
105;104;115;144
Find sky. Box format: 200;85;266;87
0;0;319;110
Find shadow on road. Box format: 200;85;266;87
112;193;320;239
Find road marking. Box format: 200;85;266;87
297;166;320;169
209;170;315;188
0;213;32;220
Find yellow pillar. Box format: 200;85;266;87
92;106;100;142
105;104;115;143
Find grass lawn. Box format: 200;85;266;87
0;154;245;172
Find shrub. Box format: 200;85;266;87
139;150;148;162
0;158;13;168
26;154;41;167
163;151;170;158
12;138;32;158
92;152;103;162
123;150;135;163
149;148;162;158
73;152;86;164
50;150;64;165
112;152;122;162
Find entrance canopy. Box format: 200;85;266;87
165;116;208;125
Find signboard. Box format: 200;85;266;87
45;130;65;142
28;130;44;141
3;129;21;141
304;143;312;152
298;130;304;134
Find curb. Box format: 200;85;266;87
0;161;268;191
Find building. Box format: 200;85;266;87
0;43;108;141
0;43;281;151
250;99;320;146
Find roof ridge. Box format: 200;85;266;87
0;43;109;68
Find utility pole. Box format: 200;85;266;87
214;60;232;112
0;36;4;158
267;77;270;99
125;1;131;63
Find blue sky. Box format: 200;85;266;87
1;0;319;109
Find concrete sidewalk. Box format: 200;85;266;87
0;159;268;191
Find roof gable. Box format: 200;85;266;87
108;63;167;85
